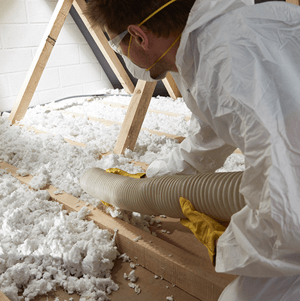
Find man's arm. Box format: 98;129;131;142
146;114;236;177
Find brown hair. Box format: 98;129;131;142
85;0;196;41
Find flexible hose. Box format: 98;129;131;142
80;168;245;221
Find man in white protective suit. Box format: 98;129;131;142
85;0;300;299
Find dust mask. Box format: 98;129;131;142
122;55;167;82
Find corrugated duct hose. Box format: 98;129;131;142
80;168;246;221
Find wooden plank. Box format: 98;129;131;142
8;0;74;125
41;107;186;142
62;111;186;142
47;104;244;154
286;0;299;4
14;123;149;171
113;80;157;154
162;72;182;100
0;161;236;301
0;291;10;301
32;260;201;301
234;148;243;155
73;0;135;94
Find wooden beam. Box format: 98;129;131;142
15;123;149;171
9;0;74;124
0;291;10;301
113;80;157;154
61;111;186;142
73;0;135;94
286;0;299;4
95;99;191;121
162;72;182;100
0;161;236;301
41;107;186;142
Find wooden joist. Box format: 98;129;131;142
0;161;236;301
45;102;244;155
0;291;10;301
15;123;150;171
46;108;186;143
94;99;191;121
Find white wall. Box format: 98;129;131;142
0;0;113;112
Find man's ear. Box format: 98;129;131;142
127;25;149;50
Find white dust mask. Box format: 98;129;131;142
122;55;167;82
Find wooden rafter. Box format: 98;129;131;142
73;0;135;94
9;0;74;124
162;72;182;99
8;0;135;125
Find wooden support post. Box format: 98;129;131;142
9;0;74;124
162;72;181;99
73;0;135;94
113;80;157;154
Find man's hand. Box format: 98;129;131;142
179;197;226;265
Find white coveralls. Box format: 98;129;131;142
145;0;300;299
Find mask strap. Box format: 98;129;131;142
146;33;181;71
139;0;177;27
128;0;178;58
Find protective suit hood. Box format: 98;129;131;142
176;0;254;77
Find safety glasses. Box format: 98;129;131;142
108;30;128;55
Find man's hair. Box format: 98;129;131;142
85;0;196;41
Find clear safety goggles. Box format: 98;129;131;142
108;30;128;55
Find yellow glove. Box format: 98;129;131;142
101;168;146;207
179;197;226;265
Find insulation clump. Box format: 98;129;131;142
0;172;119;301
127;270;138;283
29;169;49;190
128;282;141;294
118;253;130;262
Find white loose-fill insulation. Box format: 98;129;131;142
0;89;245;300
